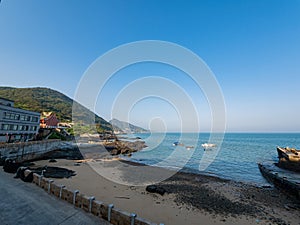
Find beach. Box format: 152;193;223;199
31;157;300;225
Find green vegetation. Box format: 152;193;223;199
48;131;66;141
0;87;113;133
66;127;74;136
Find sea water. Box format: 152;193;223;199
122;133;300;185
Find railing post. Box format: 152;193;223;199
130;213;137;225
59;185;65;198
38;175;43;186
73;190;79;206
88;196;95;213
41;169;46;176
48;180;54;193
108;204;114;222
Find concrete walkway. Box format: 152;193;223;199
0;170;110;225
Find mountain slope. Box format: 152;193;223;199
0;87;113;133
109;118;148;133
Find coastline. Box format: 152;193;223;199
31;156;300;225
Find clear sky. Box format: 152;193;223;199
0;0;299;132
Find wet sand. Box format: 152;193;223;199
32;158;300;225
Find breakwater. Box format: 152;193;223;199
258;162;300;199
0;140;78;163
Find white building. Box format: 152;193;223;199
0;97;40;143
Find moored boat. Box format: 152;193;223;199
172;141;184;146
185;146;194;150
257;146;300;199
201;143;216;149
277;146;300;172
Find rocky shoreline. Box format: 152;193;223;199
104;140;147;156
0;138;147;176
157;171;300;224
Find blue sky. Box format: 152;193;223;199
0;0;299;132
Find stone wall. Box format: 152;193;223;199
0;140;75;163
29;171;160;225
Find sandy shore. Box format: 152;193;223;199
31;157;300;225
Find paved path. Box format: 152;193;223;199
0;170;110;225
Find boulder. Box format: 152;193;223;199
3;159;20;173
22;171;33;182
14;166;28;178
49;159;57;163
14;167;33;182
146;185;166;196
104;140;147;156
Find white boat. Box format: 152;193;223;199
201;143;216;149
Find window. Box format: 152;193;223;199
1;124;9;130
20;115;25;121
4;112;11;119
13;125;18;130
10;113;15;120
26;116;31;121
19;125;23;131
32;116;39;122
30;126;38;131
15;114;20;120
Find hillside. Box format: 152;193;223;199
0;87;113;133
109;118;149;133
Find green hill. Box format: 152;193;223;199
0;87;113;133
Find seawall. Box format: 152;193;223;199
258;162;300;199
0;140;77;163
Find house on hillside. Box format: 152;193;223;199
0;97;40;143
40;112;59;128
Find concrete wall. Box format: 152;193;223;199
0;140;74;163
30;171;159;225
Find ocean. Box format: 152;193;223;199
121;133;300;186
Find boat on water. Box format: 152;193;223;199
185;146;194;150
172;141;184;146
277;146;300;172
201;143;216;149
